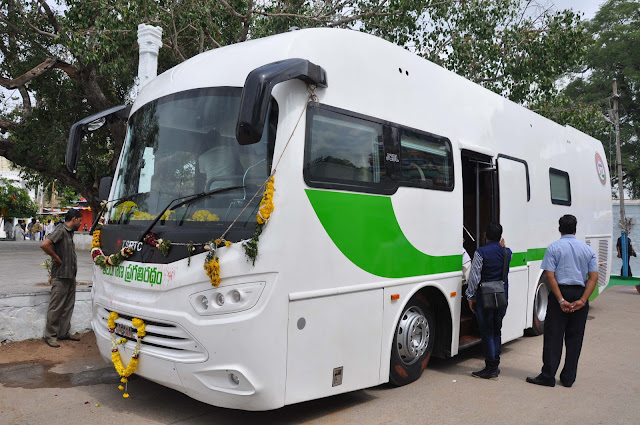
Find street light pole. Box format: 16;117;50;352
613;79;629;276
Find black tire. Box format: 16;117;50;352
389;294;435;386
525;281;549;336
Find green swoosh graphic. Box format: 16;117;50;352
305;189;460;278
306;189;547;279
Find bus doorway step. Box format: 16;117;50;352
458;335;482;351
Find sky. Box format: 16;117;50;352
551;0;604;19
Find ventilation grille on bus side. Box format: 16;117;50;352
97;307;207;362
586;238;610;289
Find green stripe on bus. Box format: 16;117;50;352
305;189;547;278
305;189;460;278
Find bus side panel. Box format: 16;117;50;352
285;290;383;405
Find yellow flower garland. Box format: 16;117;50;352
108;312;146;398
91;222;133;268
91;230;101;249
257;176;275;224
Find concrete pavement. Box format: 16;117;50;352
0;240;95;342
0;240;93;295
0;285;638;424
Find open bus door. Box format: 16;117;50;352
460;149;497;349
496;155;530;340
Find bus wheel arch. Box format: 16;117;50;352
389;286;451;386
526;276;549;336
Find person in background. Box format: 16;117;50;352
616;235;636;276
462;239;472;282
33;219;43;241
40;209;83;348
466;222;512;380
13;220;25;240
527;214;598;388
45;219;55;238
26;218;35;239
4;218;13;239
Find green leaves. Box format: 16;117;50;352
0;0;602;210
560;0;640;197
0;178;37;218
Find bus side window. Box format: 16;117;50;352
304;106;390;193
549;168;571;205
397;129;453;191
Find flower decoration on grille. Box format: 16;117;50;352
108;312;146;398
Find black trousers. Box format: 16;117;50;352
541;285;588;385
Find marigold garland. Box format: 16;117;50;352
256;176;275;224
203;238;230;287
91;220;133;269
108;311;146;398
243;176;276;264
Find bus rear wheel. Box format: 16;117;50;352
526;281;549;336
389;294;435;386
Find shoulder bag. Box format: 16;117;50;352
480;248;509;310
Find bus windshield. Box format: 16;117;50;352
109;87;278;227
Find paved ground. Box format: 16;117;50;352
0;241;93;295
0;285;638;425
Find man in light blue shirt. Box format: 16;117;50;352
527;214;598;388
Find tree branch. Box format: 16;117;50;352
217;0;245;18
0;119;18;132
0;57;57;89
17;86;31;116
0;137;99;208
0;58;78;90
36;0;61;34
0;12;27;36
240;0;255;42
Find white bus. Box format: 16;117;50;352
66;28;612;410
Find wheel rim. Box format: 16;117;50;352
396;306;430;365
534;283;549;323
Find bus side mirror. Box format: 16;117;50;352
98;176;113;201
66;104;132;173
236;58;328;145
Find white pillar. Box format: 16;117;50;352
137;24;163;90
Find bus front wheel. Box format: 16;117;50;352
389;294;435;386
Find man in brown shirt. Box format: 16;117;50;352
40;209;83;348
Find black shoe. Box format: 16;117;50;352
526;375;555;387
472;368;499;380
59;334;81;341
560;380;573;388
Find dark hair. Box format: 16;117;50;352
559;214;577;234
65;209;83;222
485;222;503;242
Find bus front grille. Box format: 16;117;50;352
97;307;207;362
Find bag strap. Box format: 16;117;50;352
502;247;509;282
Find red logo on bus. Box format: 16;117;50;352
595;153;606;185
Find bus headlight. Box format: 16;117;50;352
189;281;265;316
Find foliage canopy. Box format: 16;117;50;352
0;178;37;217
0;0;590;211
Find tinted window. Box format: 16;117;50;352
399;130;453;190
305;107;389;192
549;168;571;205
304;104;454;194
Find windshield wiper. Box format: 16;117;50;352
88;192;149;233
137;186;244;242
